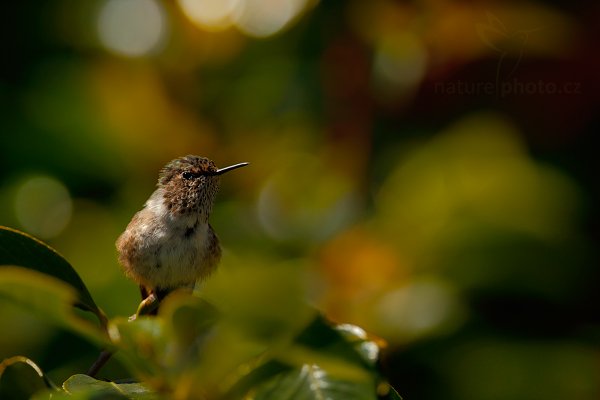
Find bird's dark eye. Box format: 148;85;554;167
182;171;194;180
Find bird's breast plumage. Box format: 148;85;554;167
116;189;221;291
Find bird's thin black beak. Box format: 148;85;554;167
215;162;249;175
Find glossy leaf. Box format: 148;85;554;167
226;316;380;400
252;363;377;400
63;374;159;399
335;324;382;367
293;316;374;371
0;227;106;327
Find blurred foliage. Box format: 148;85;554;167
0;228;397;399
1;0;599;399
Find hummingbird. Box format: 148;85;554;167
116;155;249;315
476;12;542;81
87;155;248;377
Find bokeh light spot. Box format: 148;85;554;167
257;153;359;243
374;279;465;342
178;0;240;31
97;0;167;57
373;31;427;100
233;0;308;38
14;176;72;239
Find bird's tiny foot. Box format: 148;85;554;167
136;293;159;317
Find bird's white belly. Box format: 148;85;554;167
147;218;210;289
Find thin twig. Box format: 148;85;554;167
86;350;113;377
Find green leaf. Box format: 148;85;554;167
226;316;381;400
0;227;106;327
252;363;378;400
0;267;108;345
161;293;219;350
202;258;316;341
292;316;374;371
107;317;168;380
63;374;160;399
158;293;275;399
31;390;93;400
224;360;292;400
383;386;404;400
335;324;381;367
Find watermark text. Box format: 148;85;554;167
434;79;581;98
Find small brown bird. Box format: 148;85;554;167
116;155;248;314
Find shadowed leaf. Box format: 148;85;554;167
384;386;404;400
0;226;106;327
